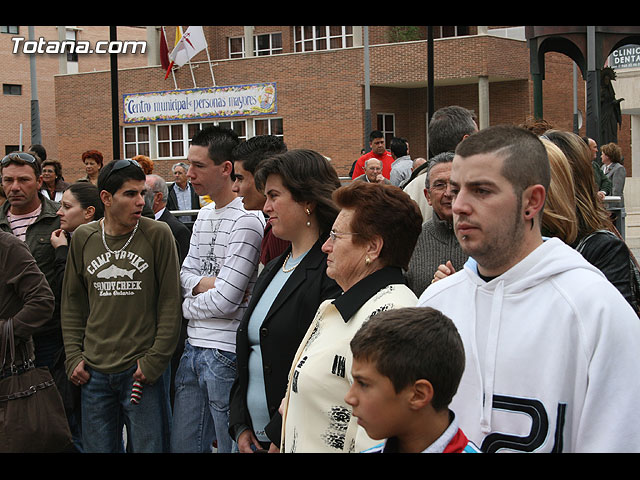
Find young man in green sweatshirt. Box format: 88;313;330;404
61;159;182;453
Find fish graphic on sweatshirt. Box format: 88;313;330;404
96;265;136;280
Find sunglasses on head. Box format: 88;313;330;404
1;152;37;166
103;159;142;183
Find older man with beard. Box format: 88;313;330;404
405;152;467;296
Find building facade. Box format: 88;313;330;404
33;26;636;180
1;25;149;164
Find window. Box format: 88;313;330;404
294;26;353;52
123;126;150;158
254;33;282;56
434;26;470;39
124;120;273;161
1;26;18;35
157;124;184;158
377;114;395;146
229;33;282;58
3;84;21;95
254;118;283;137
188;120;247;145
229;37;244;58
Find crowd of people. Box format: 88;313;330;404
1;105;640;454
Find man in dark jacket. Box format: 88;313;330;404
166;162;200;225
0;231;54;374
0;152;61;370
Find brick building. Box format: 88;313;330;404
37;26;639;180
1;25;149;165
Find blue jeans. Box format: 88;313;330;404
81;364;172;453
171;342;236;453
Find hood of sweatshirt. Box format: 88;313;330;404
457;237;605;434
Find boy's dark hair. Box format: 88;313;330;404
191;125;239;166
350;307;465;411
231;135;287;174
98;159;146;195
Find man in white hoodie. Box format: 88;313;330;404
417;125;640;453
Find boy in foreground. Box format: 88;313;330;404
345;307;480;453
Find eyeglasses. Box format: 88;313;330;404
1;152;37;166
103;159;142;183
429;180;453;192
329;230;360;242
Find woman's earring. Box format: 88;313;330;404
365;257;371;265
306;208;311;227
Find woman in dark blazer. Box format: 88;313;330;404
228;149;342;453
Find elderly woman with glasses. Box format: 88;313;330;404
228;149;343;453
278;181;423;453
40;160;70;202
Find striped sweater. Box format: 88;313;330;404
180;196;265;353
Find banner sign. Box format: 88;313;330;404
609;45;640;70
123;82;277;124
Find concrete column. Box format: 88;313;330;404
353;26;363;47
478;75;490;129
57;26;67;74
147;26;159;66
244;26;254;57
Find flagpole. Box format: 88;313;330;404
188;60;197;88
205;46;215;86
171;67;178;90
161;26;178;90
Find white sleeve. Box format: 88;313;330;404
180;214;206;298
181;212;264;320
574;293;640;452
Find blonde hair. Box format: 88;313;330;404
544;130;612;240
541;138;578;244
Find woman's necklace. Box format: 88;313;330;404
101;218;139;255
282;252;303;273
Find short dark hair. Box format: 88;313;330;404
350;307;465;411
389;137;408;157
369;130;384;142
232;135;287;174
98;159;146;195
254;149;341;237
191;125;239;166
332;182;422;270
67;182;104;220
428;105;477;157
28;144;47;163
455;125;550;205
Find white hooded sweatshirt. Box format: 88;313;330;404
417;237;640;453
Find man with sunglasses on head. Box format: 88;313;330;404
0;151;62;372
61;159;182;453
